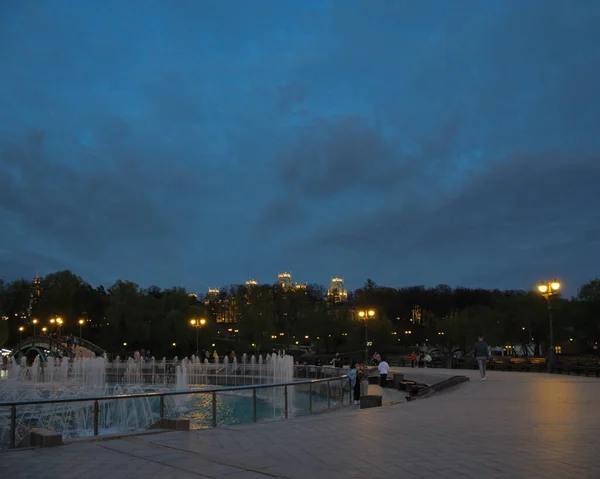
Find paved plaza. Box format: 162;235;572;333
2;368;599;479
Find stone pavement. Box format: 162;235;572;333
2;368;599;479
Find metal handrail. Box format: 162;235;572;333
0;374;347;407
1;374;349;449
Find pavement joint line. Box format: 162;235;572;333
96;441;216;479
124;435;291;479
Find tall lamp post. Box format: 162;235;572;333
56;317;63;337
32;318;38;337
19;326;24;342
357;309;375;365
538;280;561;372
78;319;85;340
190;318;206;356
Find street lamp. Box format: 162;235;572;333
538;279;561;371
42;327;47;334
32;318;38;336
19;326;24;342
56;317;63;336
78;319;85;340
190;318;206;356
358;309;376;364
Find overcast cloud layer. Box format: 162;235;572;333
1;0;599;295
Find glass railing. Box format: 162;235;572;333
0;375;350;449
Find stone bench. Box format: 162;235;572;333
397;380;417;391
150;418;190;431
29;428;63;448
360;395;382;409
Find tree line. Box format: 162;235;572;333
1;270;599;358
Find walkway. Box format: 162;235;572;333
2;368;599;479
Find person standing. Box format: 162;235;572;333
378;357;389;387
331;352;342;368
409;351;416;368
348;361;360;405
474;335;490;380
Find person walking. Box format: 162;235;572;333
378;357;389;387
474;335;490;380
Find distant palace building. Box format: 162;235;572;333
327;277;348;303
245;279;258;287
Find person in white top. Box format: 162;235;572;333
377;358;390;387
423;353;432;368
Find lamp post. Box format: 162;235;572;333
19;326;24;342
78;319;85;340
32;318;38;337
190;318;206;356
538;279;561;372
56;317;63;337
357;309;375;364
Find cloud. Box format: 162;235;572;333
278;149;600;292
1;0;600;294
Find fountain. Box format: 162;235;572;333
0;352;298;448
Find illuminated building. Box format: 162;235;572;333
295;283;307;291
205;287;235;323
327;277;348;303
27;275;42;317
277;272;293;291
246;279;258;287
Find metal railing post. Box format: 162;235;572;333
340;378;344;405
93;400;99;436
327;380;331;409
284;385;288;419
309;382;313;414
159;395;165;418
10;405;16;449
211;392;217;427
252;388;257;423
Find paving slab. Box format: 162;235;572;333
1;369;599;478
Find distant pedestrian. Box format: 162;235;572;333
331;352;342;368
378;357;389;387
410;351;416;368
474;335;490;380
348;361;360;405
423;353;432;368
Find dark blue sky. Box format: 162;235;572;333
1;0;599;296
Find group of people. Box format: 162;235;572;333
344;355;390;405
409;351;432;368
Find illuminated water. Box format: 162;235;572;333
0;353;341;448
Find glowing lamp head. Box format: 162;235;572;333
358;311;365;318
368;310;375;317
32;319;38;324
538;284;548;294
79;319;84;325
190;319;197;326
200;319;206;325
550;281;561;292
19;326;24;332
